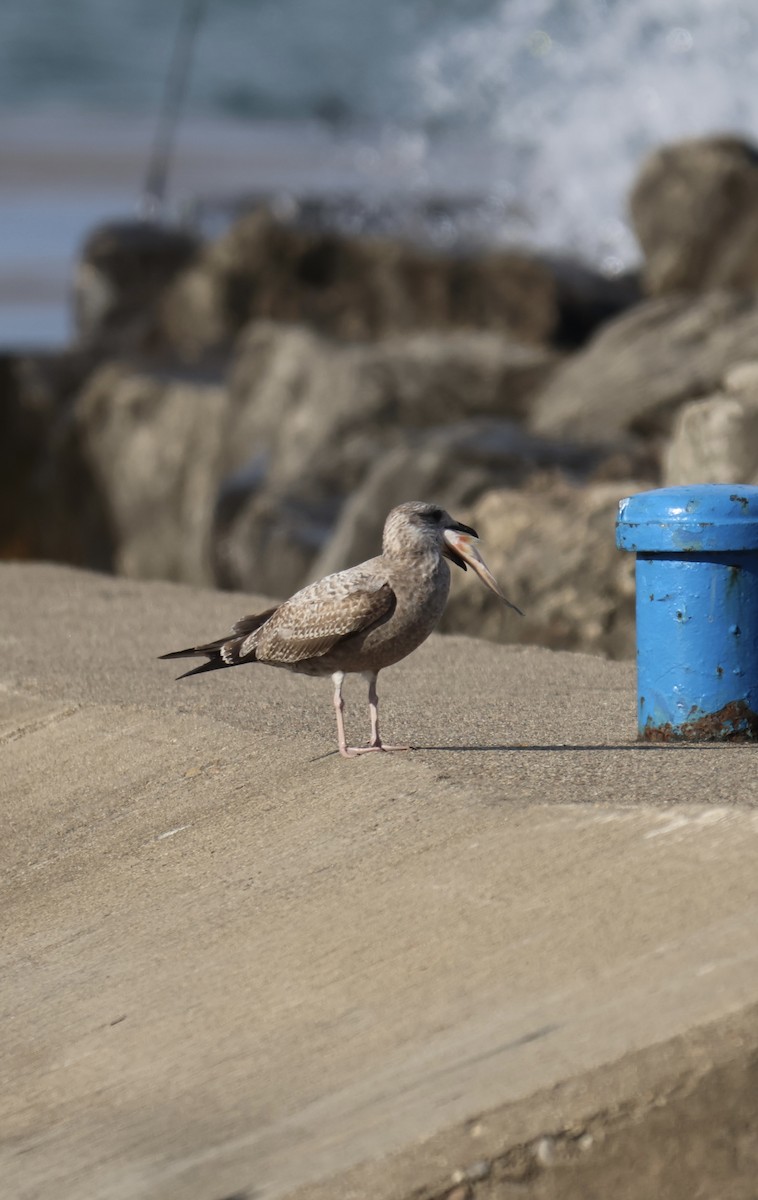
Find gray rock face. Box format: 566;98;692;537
0;350;111;570
74;363;231;584
440;479;640;661
230;324;556;488
308;422;639;583
74;221;201;353
529;291;758;443
664;362;758;486
215;326;558;594
162;208;561;356
161;207;637;359
67;326;557;594
630;136;758;295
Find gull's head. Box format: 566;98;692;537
383;501;523;614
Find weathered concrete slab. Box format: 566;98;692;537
2;563;757;1200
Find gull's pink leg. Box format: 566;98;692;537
364;671;409;753
331;672;409;758
332;671;359;759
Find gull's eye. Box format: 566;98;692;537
426;507;443;522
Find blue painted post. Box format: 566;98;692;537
616;484;758;741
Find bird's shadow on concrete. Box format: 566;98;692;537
310;742;725;760
413;742;717;752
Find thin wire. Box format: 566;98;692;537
141;0;208;221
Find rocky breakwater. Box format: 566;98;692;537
7;133;758;659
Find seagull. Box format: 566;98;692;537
160;501;521;758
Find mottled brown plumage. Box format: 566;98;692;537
160;501;520;757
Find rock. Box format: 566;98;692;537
215;487;342;599
62;325;555;594
529;291;758;443
229;324;557;478
74;220;201;353
0;350;111;569
162;207;636;359
309;421;644;582
664;361;758;485
630;136;758;294
68;330;350;592
354;329;559;424
74;363;230;584
545;258;641;346
439;478;641;660
163;208;559;354
225;322;348;491
215;326;558;594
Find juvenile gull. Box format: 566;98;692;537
160;501;521;758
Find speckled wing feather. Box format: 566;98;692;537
246;564;395;664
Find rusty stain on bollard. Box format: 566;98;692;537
616;485;758;741
642;698;758;743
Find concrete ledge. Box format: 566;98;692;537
2;563;757;1200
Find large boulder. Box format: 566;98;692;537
308;421;651;582
74;363;231;584
630;136;758;295
529;291;758;443
0;350;111;570
439;479;641;660
214;326;558;594
664;362;758;485
161;207;636;358
163;208;553;354
68;332;353;592
229;324;557;488
74;221;201;353
67;325;556;593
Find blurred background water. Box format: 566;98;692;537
2;0;758;345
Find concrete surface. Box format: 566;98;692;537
2;562;758;1200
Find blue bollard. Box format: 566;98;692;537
616;484;758;741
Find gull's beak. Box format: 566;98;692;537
443;527;523;615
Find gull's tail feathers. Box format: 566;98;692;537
158;606;279;679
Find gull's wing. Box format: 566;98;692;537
249;565;395;664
